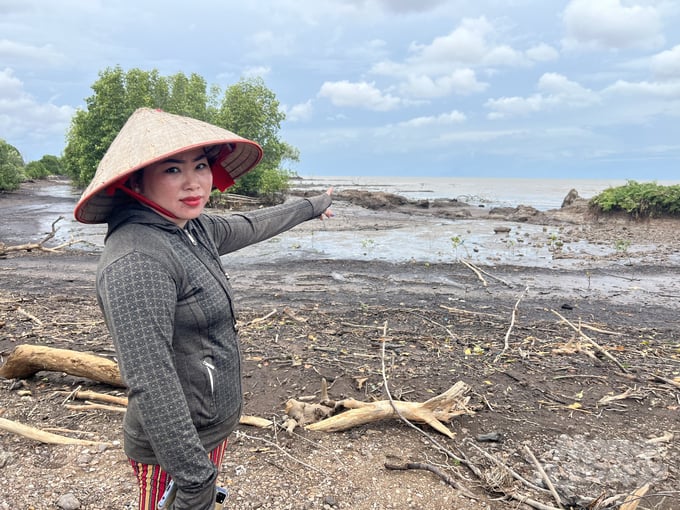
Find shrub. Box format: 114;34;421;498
590;181;680;218
0;140;24;191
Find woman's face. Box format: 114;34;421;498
139;147;213;227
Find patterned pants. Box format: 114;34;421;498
128;440;228;510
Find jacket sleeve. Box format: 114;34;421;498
97;251;217;510
206;193;332;255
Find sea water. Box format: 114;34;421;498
294;176;680;211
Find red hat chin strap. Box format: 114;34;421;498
106;178;180;219
211;145;236;192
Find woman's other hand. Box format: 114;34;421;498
321;187;334;219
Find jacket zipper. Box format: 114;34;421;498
183;229;198;245
202;360;215;395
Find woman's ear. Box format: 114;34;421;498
128;171;143;193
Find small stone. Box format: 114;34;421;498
57;493;81;510
323;495;338;507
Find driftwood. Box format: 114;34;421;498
0;417;112;446
0;345;124;387
290;381;472;438
0;216;83;256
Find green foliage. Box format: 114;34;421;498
0;139;25;191
24;155;65;179
590;181;680;218
216;77;295;197
63;68;293;197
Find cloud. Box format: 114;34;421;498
0;39;65;66
242;66;271;79
651;44;680;80
0;68;74;158
604;79;680;99
283;100;314;122
398;110;466;128
485;73;599;119
400;68;487;98
526;43;559;63
562;0;664;50
374;0;447;14
317;80;401;111
370;17;557;100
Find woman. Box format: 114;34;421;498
74;108;332;509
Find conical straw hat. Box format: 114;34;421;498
74;108;263;224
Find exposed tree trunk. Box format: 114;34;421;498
0;345;124;387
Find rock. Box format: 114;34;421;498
57;493;81;510
493;226;511;234
561;188;580;208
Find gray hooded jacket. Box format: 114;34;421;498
96;193;331;509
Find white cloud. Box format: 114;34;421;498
0;68;74;158
284;100;314;122
317;80;401;111
400;68;487;98
405;17;497;71
242;66;271;79
650;44;680;79
526;43;559;63
485;73;599;119
374;0;447;14
604;79;680;99
562;0;664;50
398;110;466;128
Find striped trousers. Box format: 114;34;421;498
128;440;228;510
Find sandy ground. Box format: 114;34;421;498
0;179;679;510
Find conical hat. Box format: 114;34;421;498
74;108;263;224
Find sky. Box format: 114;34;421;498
1;0;680;180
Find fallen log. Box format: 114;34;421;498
0;345;124;387
299;381;473;438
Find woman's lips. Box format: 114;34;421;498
181;197;203;207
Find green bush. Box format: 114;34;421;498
590;181;680;218
24;155;65;180
0;139;25;191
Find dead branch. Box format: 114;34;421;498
461;259;487;286
0;417;112;446
524;444;564;509
234;430;328;476
305;382;472;438
0;216;84;256
65;403;126;413
0;345;124;387
619;483;650;510
551;310;628;373
295;322;473;438
494;286;529;363
461;259;514;287
58;389;129;406
384;462;478;500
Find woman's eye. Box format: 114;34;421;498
164;166;181;174
196;162;209;170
